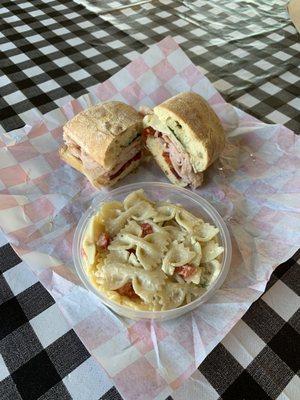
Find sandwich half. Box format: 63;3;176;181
60;101;143;188
143;92;225;188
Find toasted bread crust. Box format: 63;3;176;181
153;92;225;171
63;101;143;169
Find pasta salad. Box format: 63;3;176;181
82;189;224;311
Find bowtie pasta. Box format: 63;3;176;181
82;189;224;311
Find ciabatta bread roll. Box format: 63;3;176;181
60;101;143;188
143;92;225;188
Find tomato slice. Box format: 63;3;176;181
143;126;156;137
109;152;141;180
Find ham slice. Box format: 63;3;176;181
144;127;203;188
63;133;141;181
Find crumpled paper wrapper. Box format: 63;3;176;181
0;37;299;400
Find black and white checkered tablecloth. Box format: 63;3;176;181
0;1;299;399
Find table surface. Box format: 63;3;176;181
0;1;299;400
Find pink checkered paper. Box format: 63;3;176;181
0;37;299;400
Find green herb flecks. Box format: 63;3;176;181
168;125;184;147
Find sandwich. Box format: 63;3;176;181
143;92;225;188
60;101;143;188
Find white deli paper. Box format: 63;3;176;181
0;37;299;400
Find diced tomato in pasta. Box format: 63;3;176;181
141;223;153;237
117;282;139;299
97;232;110;249
175;264;196;279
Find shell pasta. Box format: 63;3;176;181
82;189;224;311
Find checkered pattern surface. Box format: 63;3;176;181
0;233;114;400
0;0;299;133
1;230;299;400
0;0;299;399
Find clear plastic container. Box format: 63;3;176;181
73;182;232;320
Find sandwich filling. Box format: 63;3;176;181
143;127;203;187
63;133;141;181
